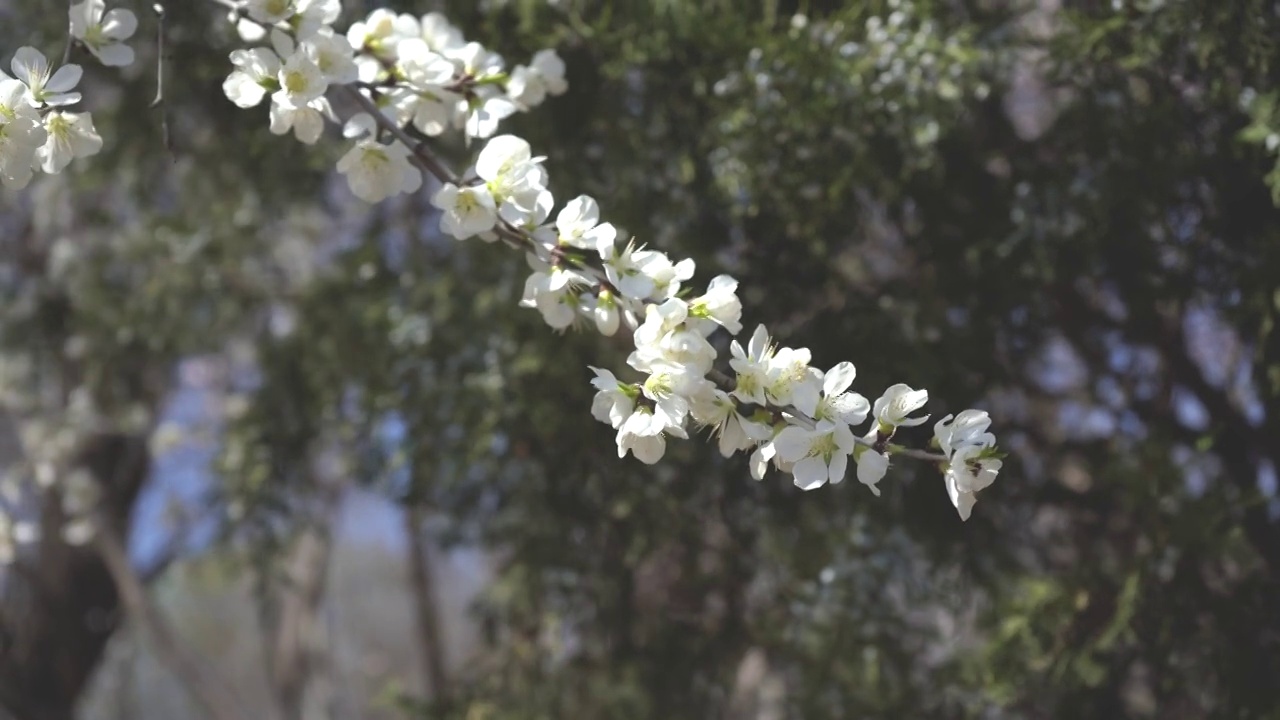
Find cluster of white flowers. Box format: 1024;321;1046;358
934;410;1001;520
0;0;134;188
427;127;1002;518
4;2;1003;522
214;4;1002;520
223;2;566;202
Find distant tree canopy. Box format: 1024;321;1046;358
2;0;1280;719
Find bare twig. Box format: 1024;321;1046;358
339;85;462;185
151;3;175;160
61;0;76;65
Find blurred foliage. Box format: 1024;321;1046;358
5;0;1280;718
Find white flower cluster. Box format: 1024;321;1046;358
934;410;1001;520
0;0;133;188
429;129;1002;520
222;2;566;202
212;5;1004;520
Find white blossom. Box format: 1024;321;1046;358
520;259;590;330
765;345;820;411
590;367;636;429
475;135;547;220
504;188;555;236
336;138;422;202
446;41;503;80
554;195;617;254
269;96;333;144
0;80;46;188
304;30;358;84
397;38;456;86
464;93;518;139
808;362;870;426
273;50;327;108
616;407;676;465
431;183;497;239
691;388;772;457
347;9;419;58
934;409;995;458
579;291;621;336
855;446;890;496
390;79;463;137
508;49;568;107
944;444;1000;521
294;0;342;39
37;111;103;173
640;360;710;432
70;0;137;67
730;324;775;406
645;254;696;300
247;0;297;25
688;274;743;336
632;298;688;349
9;47;82;107
872;383;930;430
774;420;856;491
419;12;464;53
604;242;686;301
224;48;281;108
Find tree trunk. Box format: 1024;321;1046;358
259;481;343;720
0;430;149;720
404;504;449;702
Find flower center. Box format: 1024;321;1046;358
809;431;839;460
284;70;308;94
457;191;481;214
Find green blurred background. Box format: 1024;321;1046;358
2;0;1280;718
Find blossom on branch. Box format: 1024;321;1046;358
197;3;1007;518
69;0;137;67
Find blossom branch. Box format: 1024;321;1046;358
13;0;1000;519
340;84;459;185
307;15;977;499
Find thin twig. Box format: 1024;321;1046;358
151;3;166;107
340;85;461;185
61;0;75;64
151;3;175;160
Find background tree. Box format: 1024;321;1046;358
1;0;1279;718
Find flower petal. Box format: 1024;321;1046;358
823;361;856;397
95;43;134;67
46;64;83;93
792;456;828;491
102;8;138;40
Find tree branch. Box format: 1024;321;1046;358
94;526;249;720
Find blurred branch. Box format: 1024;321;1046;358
137;492;218;584
259;478;344;720
94;526;249;720
405;502;450;704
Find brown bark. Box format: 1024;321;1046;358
259;480;343;720
94;528;249;720
0;433;148;720
269;528;335;720
405;504;449;702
